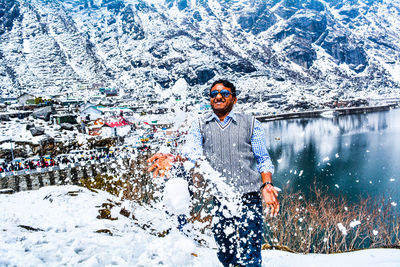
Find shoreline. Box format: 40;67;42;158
256;104;398;122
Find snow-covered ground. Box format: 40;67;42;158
1;185;400;267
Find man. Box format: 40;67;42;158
148;79;279;266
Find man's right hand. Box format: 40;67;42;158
261;184;280;217
147;153;175;178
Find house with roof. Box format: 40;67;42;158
96;106;133;117
87;116;133;137
17;93;35;106
106;116;133;137
79;102;95;112
80;105;103;121
88;118;105;136
0;97;18;105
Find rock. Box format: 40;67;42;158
0;114;10;121
95;229;113;235
183;68;216;86
31;106;54;121
195;68;215;85
120;5;145;39
60;123;74;131
18;225;44;232
283;37;317;68
339;8;359;19
30;127;45;136
321;34;367;72
0;0;20;35
275;11;327;42
26;123;34;130
104;0;125;12
221;60;257;74
97;208;118;220
304;0;325;12
149;43;169;59
177;0;188;10
237;3;276;34
193;11;202;21
274;0;303;19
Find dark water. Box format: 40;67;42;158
263;108;400;204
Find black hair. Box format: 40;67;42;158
210;79;237;97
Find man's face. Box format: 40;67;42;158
210;83;237;115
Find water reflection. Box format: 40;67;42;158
263;109;400;203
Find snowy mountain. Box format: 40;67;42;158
0;0;399;105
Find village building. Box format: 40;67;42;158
96;106;133;117
0;97;18;105
87;118;105;136
80;106;103;121
17;93;36;106
105;88;118;97
58;98;85;107
52;114;77;125
87;116;132;137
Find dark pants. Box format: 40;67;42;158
212;192;263;267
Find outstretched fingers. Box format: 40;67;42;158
272;187;279;198
153;167;160;178
147;153;163;163
266;202;280;217
147;162;158;173
147;153;175;178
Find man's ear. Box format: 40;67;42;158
233;97;237;104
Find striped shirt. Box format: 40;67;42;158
182;111;274;175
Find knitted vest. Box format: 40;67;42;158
200;113;261;194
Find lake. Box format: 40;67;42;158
263;108;400;204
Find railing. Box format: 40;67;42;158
0;157;126;178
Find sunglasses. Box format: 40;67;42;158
210;90;233;98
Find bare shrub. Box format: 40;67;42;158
264;184;400;253
120;152;161;205
80;174;125;196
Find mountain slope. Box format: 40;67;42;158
0;0;399;108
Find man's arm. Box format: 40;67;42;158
251;119;280;216
147;119;203;178
260;171;279;217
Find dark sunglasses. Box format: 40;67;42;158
210;90;233;98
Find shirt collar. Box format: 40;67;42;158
205;111;237;123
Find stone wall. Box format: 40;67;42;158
0;160;124;193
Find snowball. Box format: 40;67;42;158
163;178;190;215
